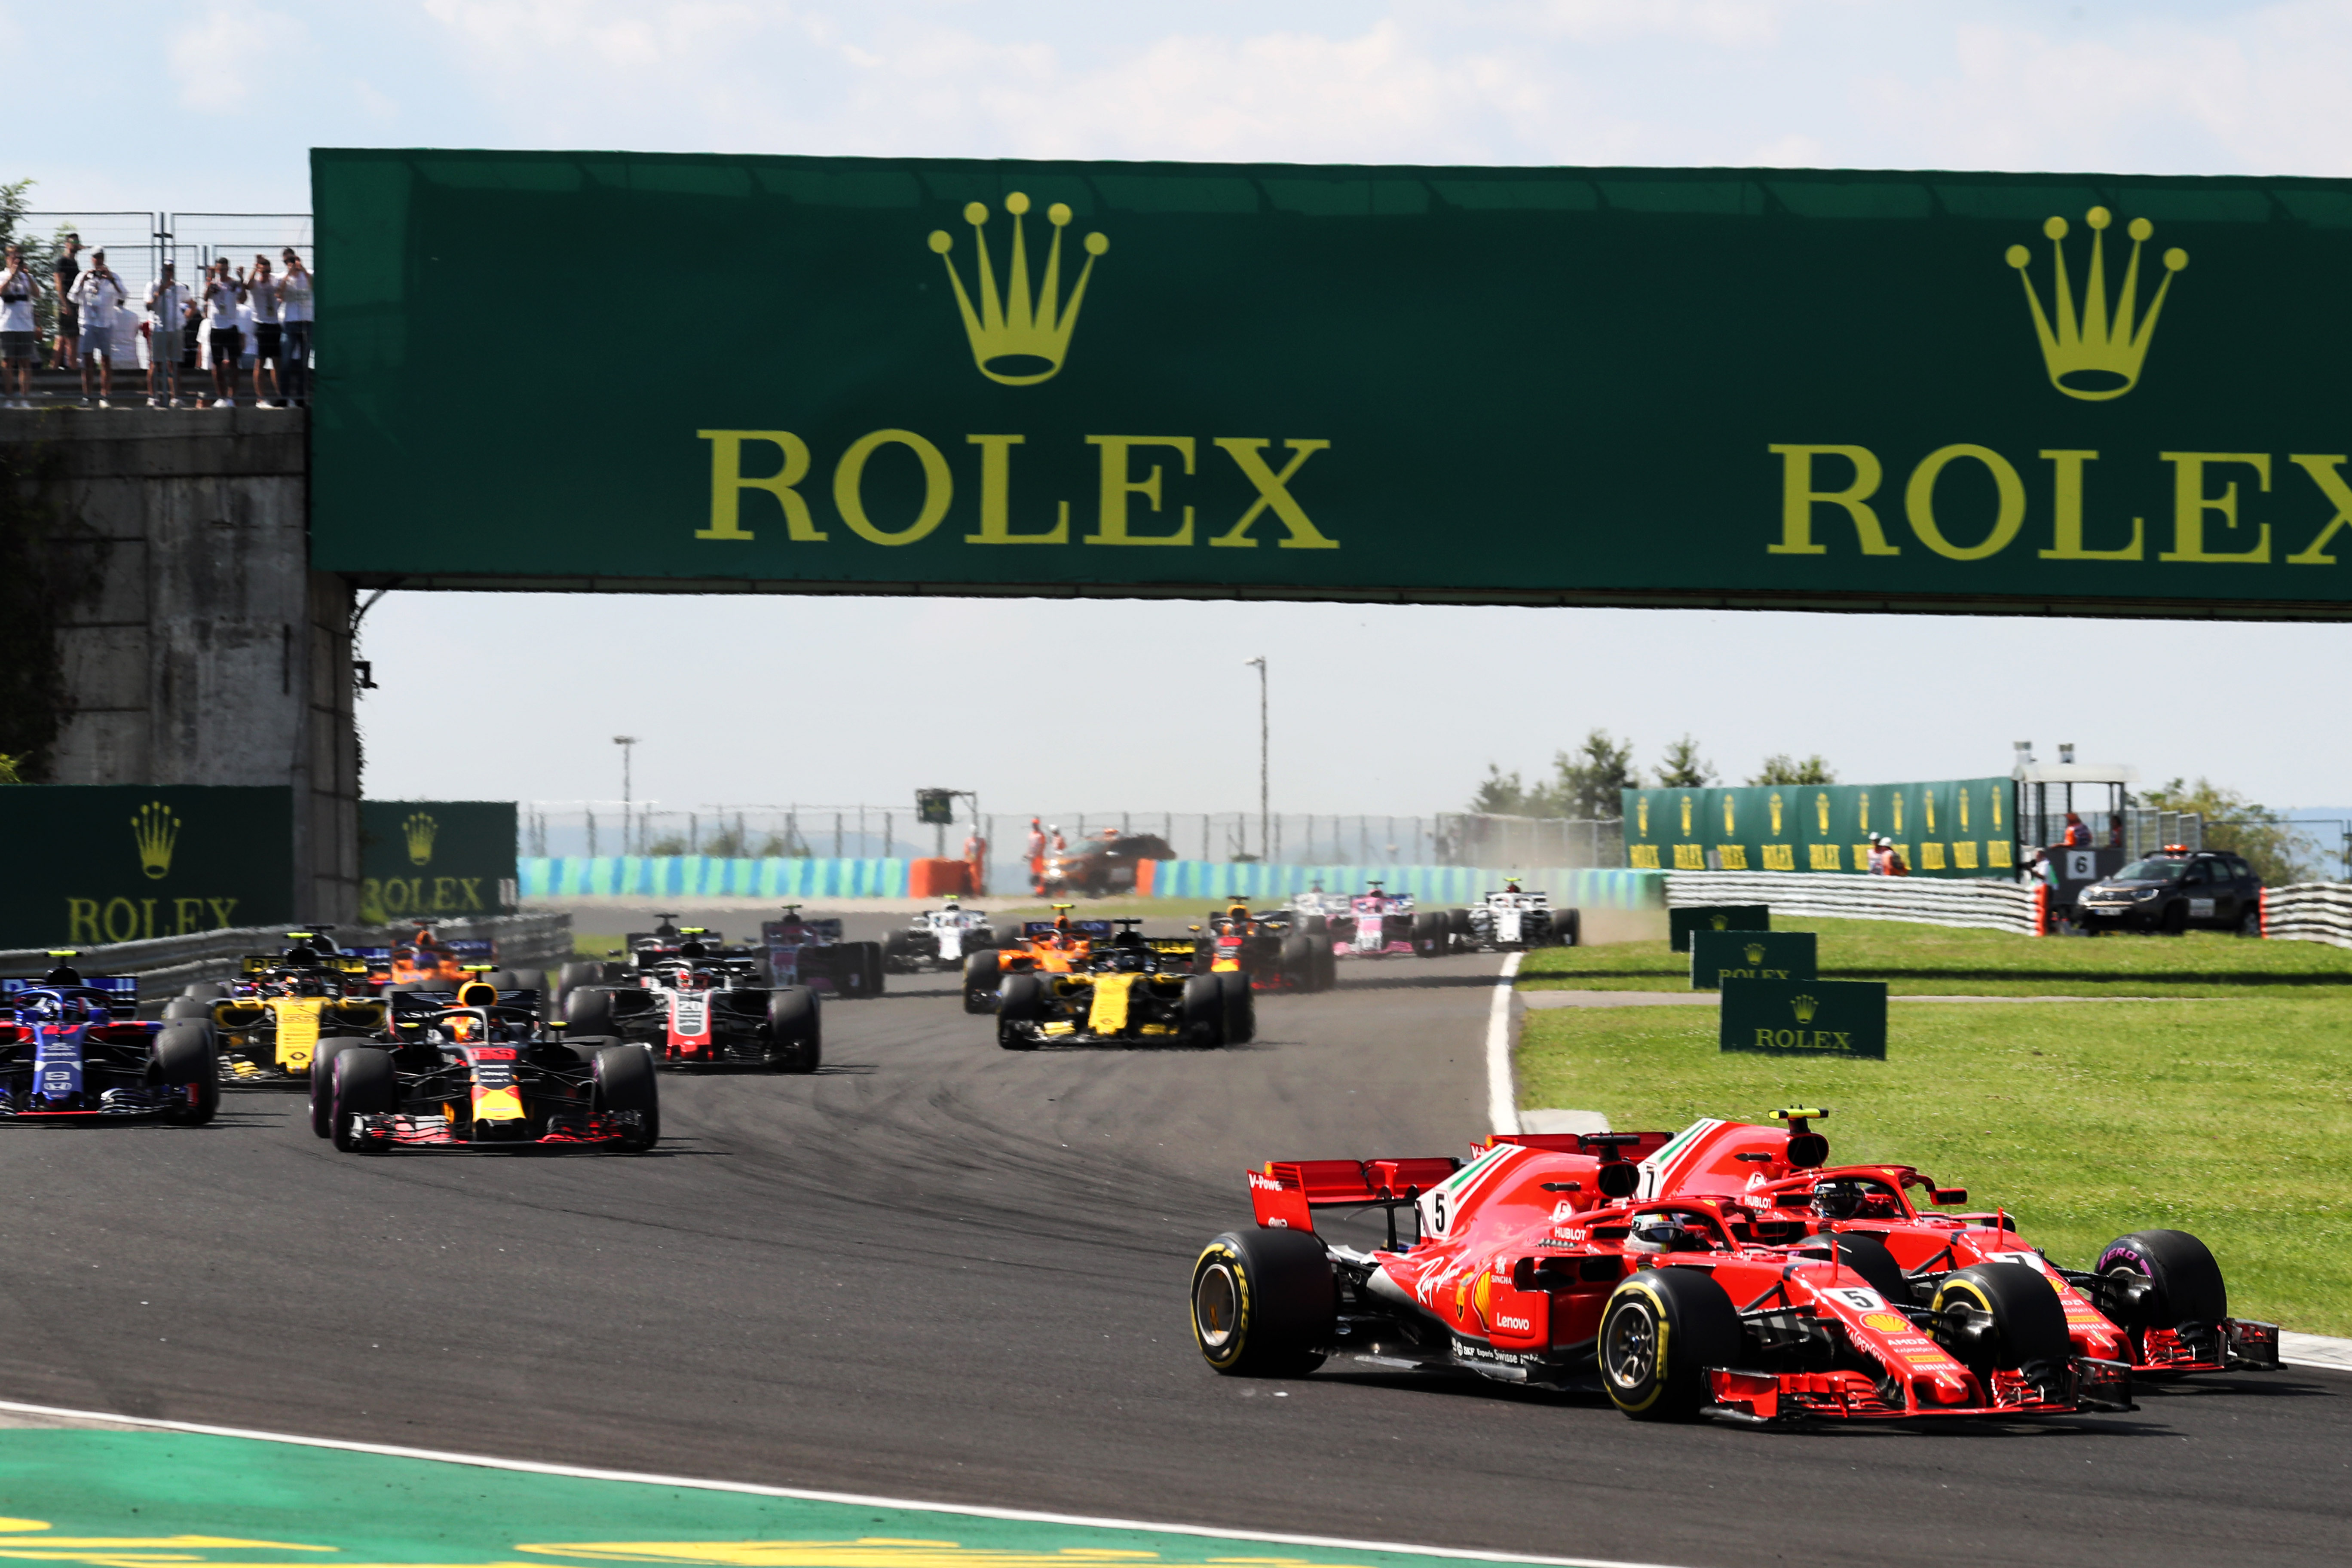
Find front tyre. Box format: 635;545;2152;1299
1599;1267;1741;1421
329;1047;398;1152
1929;1262;2072;1382
996;972;1044;1050
1190;1228;1334;1376
764;985;821;1073
594;1044;661;1151
2095;1229;2228;1353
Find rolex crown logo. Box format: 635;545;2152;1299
132;800;180;880
404;812;439;867
1744;942;1766;964
1790;993;1819;1024
928;193;1109;386
2007;207;2188;402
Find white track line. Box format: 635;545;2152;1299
1487;951;1525;1135
0;1397;1687;1568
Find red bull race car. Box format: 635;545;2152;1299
0;959;218;1125
1197;902;1335;993
564;925;820;1071
1189;1108;2277;1424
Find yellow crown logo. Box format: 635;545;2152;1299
132;800;180;880
1723;794;1736;834
1637;797;1650;836
1680;794;1694;834
1745;942;1766;964
1769;792;1784;834
1790;993;1819;1024
1816;792;1831;834
928;193;1109;386
2007;207;2188;401
404;812;438;867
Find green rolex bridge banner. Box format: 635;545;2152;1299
360;801;518;923
314;150;2352;616
0;785;293;952
1623;776;2015;879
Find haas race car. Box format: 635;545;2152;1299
995;921;1252;1050
1191;1108;2278;1424
564;924;820;1071
0;957;218;1124
311;974;659;1152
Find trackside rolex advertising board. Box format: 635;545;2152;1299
358;801;518;923
0;786;293;951
1625;778;2015;878
312;150;2352;617
1720;978;1888;1060
1690;929;1817;991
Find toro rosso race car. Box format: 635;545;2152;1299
885;900;1001;974
565;928;820;1071
1191;1108;2277;1424
763;908;883;999
995;922;1251;1050
0;959;218;1124
311;976;658;1152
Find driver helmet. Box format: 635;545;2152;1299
1808;1178;1868;1221
1625;1211;1708;1252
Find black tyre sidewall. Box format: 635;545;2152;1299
330;1047;397;1151
1190;1228;1334;1375
1600;1267;1741;1420
1932;1262;2073;1375
2095;1228;2228;1329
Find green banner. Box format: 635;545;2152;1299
1626;777;2015;879
1721;977;1888;1059
359;800;517;923
0;785;292;951
315;151;2352;616
1668;903;1769;951
1690;929;1817;990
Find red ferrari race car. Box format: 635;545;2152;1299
1189;1109;2278;1424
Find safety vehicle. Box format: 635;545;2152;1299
1035;831;1176;897
1198;901;1335;993
884;900;1001;973
763;908;883;999
962;907;1108;1012
995;924;1246;1049
1188;1108;2272;1423
2074;848;2264;936
0;959;218;1124
565;931;820;1071
310;976;658;1152
1449;883;1577;952
164;931;387;1082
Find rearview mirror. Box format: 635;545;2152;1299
1785;1132;1828;1168
1930;1186;1968;1206
1596;1161;1640;1199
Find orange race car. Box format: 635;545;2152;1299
960;905;1111;1012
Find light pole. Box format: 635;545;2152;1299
1244;656;1268;861
613;735;639;853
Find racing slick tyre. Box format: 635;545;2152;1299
1929;1262;2072;1382
594;1044;661;1151
1191;1228;1334;1377
1314;943;1337;992
309;1037;373;1136
1447;908;1473;944
161;995;213;1021
1552;908;1582;947
566;986;617;1037
1411;910;1445;958
487;968;537;995
765;985;821;1073
181;981;231;1000
1279;933;1317;991
329;1047;398;1152
1302;914;1329;939
152;1022;219;1126
2094;1230;2228;1350
1180;973;1226;1049
1214;970;1255;1044
1599;1266;1742;1421
963;949;1004;1013
996;973;1044;1050
1822;1232;1911;1306
882;931;914;973
556;961;607;1006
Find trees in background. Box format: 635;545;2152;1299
2143;778;2317;886
1748;753;1837;785
1654;735;1715;788
1467;735;1844;816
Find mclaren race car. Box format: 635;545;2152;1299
358;920;498;988
165;931;387;1082
763;908;883;999
962;906;1108;1012
1189;1108;2272;1423
310;978;658;1152
1199;902;1335;993
0;959;218;1124
565;930;820;1071
884;900;1001;973
995;923;1248;1049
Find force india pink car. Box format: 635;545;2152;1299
1189;1109;2280;1424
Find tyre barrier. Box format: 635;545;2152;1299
1665;870;2040;934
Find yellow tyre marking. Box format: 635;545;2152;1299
1604;1278;1671;1413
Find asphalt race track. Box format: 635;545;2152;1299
0;913;2345;1568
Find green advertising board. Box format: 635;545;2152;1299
0;786;292;952
1721;977;1888;1059
1668;903;1769;952
1627;777;2015;879
315;151;2352;617
359;800;517;923
1690;929;1817;990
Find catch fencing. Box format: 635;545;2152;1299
1666;870;2040;934
0;911;571;998
2260;883;2352;948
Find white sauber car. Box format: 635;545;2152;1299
1465;882;1579;951
883;899;1004;974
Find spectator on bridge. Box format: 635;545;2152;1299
202;258;245;408
146;263;191;406
50;234;81;371
277;248;313;406
0;245;36;408
245;255;282;406
69;251;126;406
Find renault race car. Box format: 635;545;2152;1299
1189;1108;2273;1424
995;925;1246;1049
962;907;1109;1012
165;932;388;1082
1458;882;1578;951
763;908;883;999
884;900;1001;973
1198;902;1335;993
565;932;820;1071
310;979;657;1152
0;960;218;1124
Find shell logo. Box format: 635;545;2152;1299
1862;1311;1911;1332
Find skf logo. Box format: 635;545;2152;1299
2007;208;2187;401
404;812;439;867
132;801;180;880
1791;993;1820;1024
929;193;1108;386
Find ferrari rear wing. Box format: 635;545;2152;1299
1248;1155;1462;1232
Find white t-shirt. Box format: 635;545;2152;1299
70;270;126;333
279;269;314;323
203;277;242;325
150;282;191;328
248;275;280;324
0;268;34;332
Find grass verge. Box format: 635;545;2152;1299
1516;993;2352;1335
1519;915;2352;996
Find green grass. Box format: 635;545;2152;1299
573;931;623;958
1520;916;2352;995
1516;992;2352;1335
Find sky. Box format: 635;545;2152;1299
13;0;2352;818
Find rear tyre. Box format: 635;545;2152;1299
2238;903;2263;937
1180;973;1226;1048
329;1047;398;1152
309;1036;368;1137
556;961;606;1005
962;949;1003;1014
594;1044;661;1151
1412;910;1444;958
1279;932;1315;990
1599;1267;1741;1421
1215;970;1254;1044
2095;1229;2228;1350
1822;1232;1910;1305
566;986;616;1037
161;995;213;1021
1314;944;1337;992
153;1022;219;1126
1190;1228;1334;1376
1553;907;1582;947
1929;1262;2072;1382
182;981;230;999
765;985;821;1073
997;972;1044;1050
